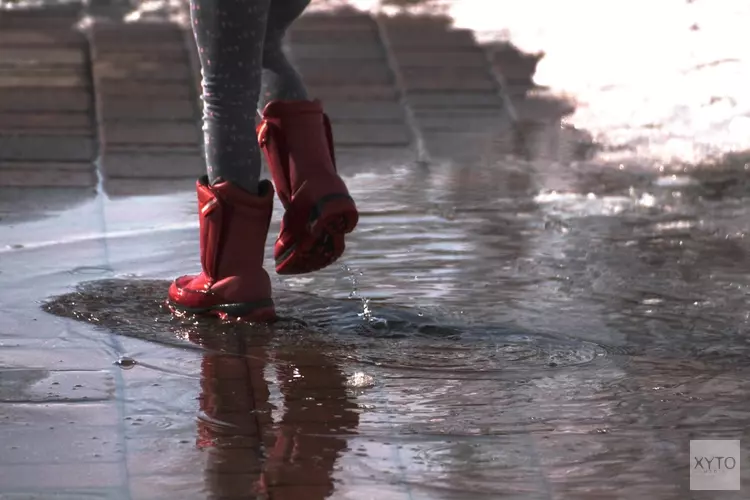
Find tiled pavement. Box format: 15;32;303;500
0;5;97;188
0;3;572;499
0;4;569;193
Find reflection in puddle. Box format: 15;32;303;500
42;278;628;498
41;263;750;497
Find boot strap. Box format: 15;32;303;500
258;114;338;171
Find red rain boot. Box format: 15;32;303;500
168;176;277;322
257;100;359;275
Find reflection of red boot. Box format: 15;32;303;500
168;176;276;322
258;100;359;275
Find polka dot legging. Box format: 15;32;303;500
190;0;310;193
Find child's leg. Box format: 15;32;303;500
255;0;359;276
168;0;277;322
259;0;311;108
190;0;270;193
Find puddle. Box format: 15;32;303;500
0;157;747;497
1;0;750;498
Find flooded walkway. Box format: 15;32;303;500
1;2;749;499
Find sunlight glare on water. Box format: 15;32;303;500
33;0;749;165
345;0;750;166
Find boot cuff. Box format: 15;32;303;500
260;99;323;118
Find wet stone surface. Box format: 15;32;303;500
1;2;750;500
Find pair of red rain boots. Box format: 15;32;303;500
167;100;359;322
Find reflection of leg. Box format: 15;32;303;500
190;0;270;193
262;346;360;498
260;0;312;108
195;333;272;499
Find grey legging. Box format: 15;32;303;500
189;0;310;193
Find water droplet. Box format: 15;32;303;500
115;356;137;369
346;371;375;388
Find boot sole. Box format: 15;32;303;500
168;298;277;322
275;194;358;275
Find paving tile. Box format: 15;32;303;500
93;61;192;82
95;81;194;99
200;473;264;499
332;147;415;172
0;136;95;162
407;91;505;109
0;128;93;138
292;44;386;60
417;115;513;133
93;44;188;60
0;401;120;427
92;37;186;52
0;342;113;371
103;153;204;178
307;85;399;101
391;51;489;67
413;107;510;119
128;474;217;500
0;186;96;226
98;98;195;121
0;112;90;133
377;15;453;31
0;89;90;112
293;14;374;31
0;463;125;490
0;70;87;88
0;426;121;464
386;29;477;49
268;485;336;500
401;65;492;81
0;369;115;403
489;48;542;83
0;160;92;171
422;131;518;160
288;27;379;44
101;122;201;146
325;101;405;122
0;12;82;30
91;23;184;42
513;95;575;122
272;403;359;426
0;48;85;67
129;483;206;500
418;111;511;128
102;178;196;198
200;447;263;474
297;64;393;86
93;51;190;66
0;489;124;500
261;459;343;487
190;411;265;434
125;447;208;478
0;166;94;188
103;144;201;155
0;29;82;47
332;123;411;147
325;483;416;500
401;75;496;91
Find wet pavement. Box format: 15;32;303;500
2;1;750;499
